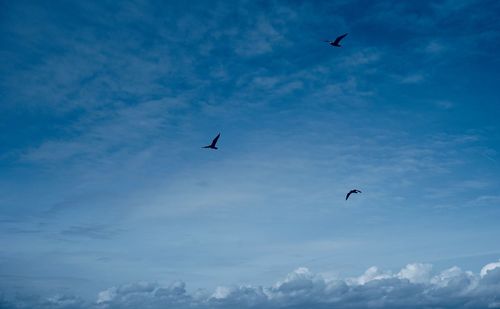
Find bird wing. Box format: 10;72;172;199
346;191;352;200
210;133;220;147
333;33;348;45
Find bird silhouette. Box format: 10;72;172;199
324;33;348;47
345;189;361;200
202;133;220;150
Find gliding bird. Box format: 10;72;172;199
324;33;348;47
202;133;221;150
345;189;361;200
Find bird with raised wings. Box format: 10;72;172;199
345;189;361;200
202;133;220;150
324;33;348;47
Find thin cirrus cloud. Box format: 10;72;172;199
1;0;500;307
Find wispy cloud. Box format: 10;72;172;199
399;73;425;84
60;225;122;240
2;0;500;303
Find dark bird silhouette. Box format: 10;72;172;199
202;133;220;150
324;33;348;47
345;189;361;200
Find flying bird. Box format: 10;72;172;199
324;33;348;47
202;133;220;150
345;189;361;200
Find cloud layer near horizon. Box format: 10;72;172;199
3;260;500;309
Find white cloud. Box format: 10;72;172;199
481;260;500;278
352;266;392;285
4;260;500;308
398;263;433;283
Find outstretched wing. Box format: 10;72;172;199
333;33;348;45
210;133;221;147
346;191;353;200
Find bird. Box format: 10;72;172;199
345;189;361;200
324;33;348;47
202;133;220;150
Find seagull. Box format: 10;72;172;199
345;189;361;200
202;133;220;150
324;33;348;47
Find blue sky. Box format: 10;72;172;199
1;0;500;307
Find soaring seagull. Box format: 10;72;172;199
202;133;220;150
324;33;348;47
345;189;361;200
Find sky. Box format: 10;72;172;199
1;0;500;308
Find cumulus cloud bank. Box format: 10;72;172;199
3;260;500;309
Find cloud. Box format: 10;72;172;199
339;49;382;68
234;16;286;57
399;73;425;84
21;98;181;164
3;260;500;308
0;294;87;309
425;41;447;54
435;100;454;109
481;260;500;277
398;263;433;283
60;224;122;240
